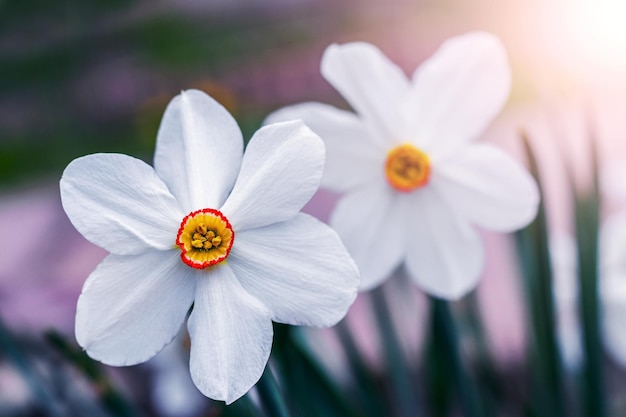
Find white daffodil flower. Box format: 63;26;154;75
266;32;539;299
552;213;626;369
60;89;359;404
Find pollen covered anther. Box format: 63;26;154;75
385;143;431;192
176;208;234;269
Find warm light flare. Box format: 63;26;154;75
568;0;626;67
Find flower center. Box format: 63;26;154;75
385;143;431;192
176;208;234;269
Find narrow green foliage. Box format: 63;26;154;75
428;297;485;417
572;125;606;417
463;294;500;417
218;395;259;417
44;330;139;417
256;365;291;417
0;322;65;417
273;324;360;417
514;131;565;417
424;309;454;417
370;285;421;417
334;318;389;417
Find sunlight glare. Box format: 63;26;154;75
569;0;626;67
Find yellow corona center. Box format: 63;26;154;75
385;143;431;192
176;208;234;269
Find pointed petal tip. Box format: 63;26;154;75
155;85;244;210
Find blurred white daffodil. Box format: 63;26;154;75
552;213;626;369
267;32;539;299
60;89;359;404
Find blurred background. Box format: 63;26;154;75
3;0;626;415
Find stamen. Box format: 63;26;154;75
385;143;431;192
176;208;234;269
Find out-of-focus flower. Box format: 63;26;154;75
267;32;539;299
60;89;359;403
551;212;626;369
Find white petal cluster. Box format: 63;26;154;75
267;32;539;299
60;90;359;404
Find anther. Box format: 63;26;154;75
176;208;235;269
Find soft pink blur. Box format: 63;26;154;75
0;185;106;335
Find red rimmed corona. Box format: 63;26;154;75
176;208;235;269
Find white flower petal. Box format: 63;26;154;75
220;120;324;232
433;144;539;232
154;89;244;212
330;181;407;290
228;213;359;326
405;187;484;300
75;250;195;366
60;153;183;255
321;42;410;143
407;32;510;156
265;102;385;193
188;265;272;404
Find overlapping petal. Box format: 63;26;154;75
405;188;484;299
63;87;365;404
406;32;510;156
154;89;244;212
321;42;410;143
330;181;408;290
261;34;528;302
188;265;272;404
433;144;539;232
75;250;195;366
229;213;359;326
265;102;385;192
60;153;183;255
220;120;324;231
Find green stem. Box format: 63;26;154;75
465;294;499;417
430;297;484;417
515;132;565;417
335;319;388;417
45;331;138;417
574;137;605;417
370;285;421;417
220;392;259;417
273;324;359;417
256;366;290;417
